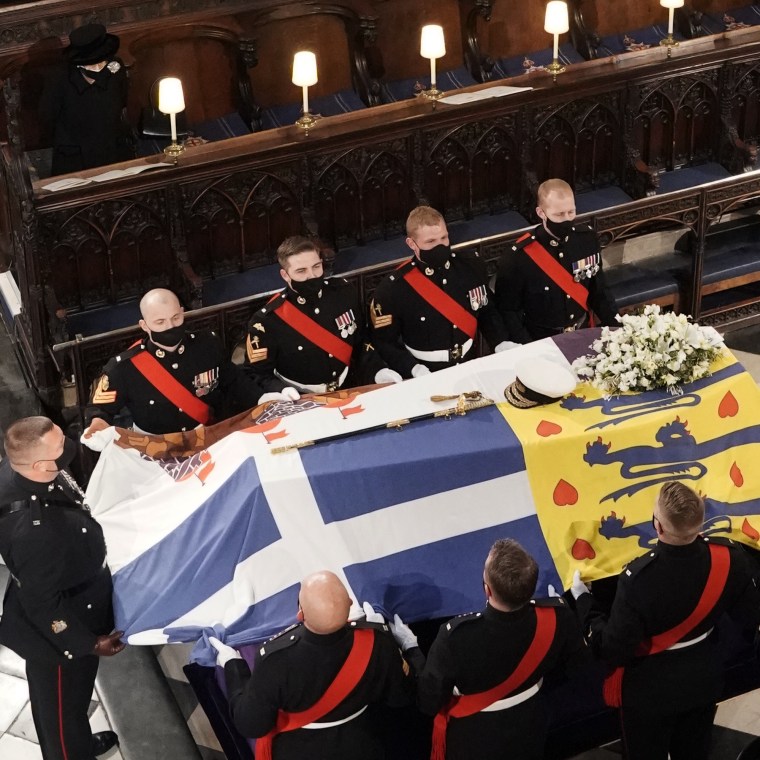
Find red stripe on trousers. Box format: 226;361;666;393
58;665;69;760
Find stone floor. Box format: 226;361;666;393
0;320;759;759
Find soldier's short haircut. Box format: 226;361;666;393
277;236;321;270
537;178;573;207
485;538;538;608
4;416;54;462
406;206;445;238
658;481;705;537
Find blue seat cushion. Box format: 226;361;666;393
260;89;366;130
575;187;633;214
202;263;284;306
656;162;731;194
605;262;679;309
596;25;683;57
492;43;584;79
380;66;477;104
66;301;141;338
137;112;251;157
699;5;760;35
701;245;760;286
331;210;530;274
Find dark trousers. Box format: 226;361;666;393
619;702;716;760
26;656;99;760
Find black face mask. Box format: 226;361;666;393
79;66;111;85
544;218;574;239
36;437;77;474
150;324;185;347
419;243;451;269
291;278;323;299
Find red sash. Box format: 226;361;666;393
430;606;556;760
519;234;594;324
255;628;375;760
274;299;353;366
403;266;478;340
603;542;730;707
130;350;211;425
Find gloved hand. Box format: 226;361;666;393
570;569;590;600
93;630;126;657
411;364;431;378
389;614;418;651
494;341;520;353
547;584;561;598
209;636;242;667
375;368;403;385
258;390;297;404
362;601;386;625
281;386;300;401
83;417;110;438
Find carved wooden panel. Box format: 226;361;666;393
37;192;174;312
421;114;521;221
181;165;303;277
724;62;760;147
311;137;413;248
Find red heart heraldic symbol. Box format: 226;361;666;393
742;518;760;541
553;479;578;506
536;420;562;437
730;462;744;488
718;391;739;418
572;539;596;560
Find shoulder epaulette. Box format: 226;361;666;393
533;597;566;608
258;622;302;658
702;535;735;547
511;234;535;252
623;547;659;578
349;619;388;633
113;342;145;363
572;222;596;235
260;291;288;315
444;610;482;633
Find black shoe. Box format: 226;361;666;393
91;730;119;756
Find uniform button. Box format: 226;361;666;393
566;295;571;299
314;308;320;315
82;528;87;533
332;371;337;377
31;495;37;501
290;635;296;639
149;400;155;405
182;427;187;432
298;346;303;351
178;408;183;412
67;654;73;660
350;621;357;627
544;286;549;291
64;650;70;656
420;316;425;321
570;313;575;319
442;279;447;285
328;354;333;358
559;253;564;259
172;363;179;369
453;325;457;330
87;604;92;609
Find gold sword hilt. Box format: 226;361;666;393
271;440;316;455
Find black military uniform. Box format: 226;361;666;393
418;599;587;760
494;222;617;343
223;619;415;760
0;455;114;760
576;536;760;760
370;251;509;377
86;330;265;434
245;278;385;393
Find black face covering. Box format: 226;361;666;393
35;437;77;474
150;324;185;347
79;66;111;86
291;278;323;299
419;243;451;269
544;218;574;238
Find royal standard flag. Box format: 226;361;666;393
499;352;760;587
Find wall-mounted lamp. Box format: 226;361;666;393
157;77;185;160
292;51;319;131
544;1;569;78
660;0;684;57
420;25;446;100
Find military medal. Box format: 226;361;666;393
468;285;488;311
193;367;219;397
572;253;601;281
335;309;357;339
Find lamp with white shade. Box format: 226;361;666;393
544;1;569;77
420;24;446;99
157;77;185;159
660;0;684;55
292;50;319;130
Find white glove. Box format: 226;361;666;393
389;614;418;651
494;340;520;353
281;386;301;401
208;636;241;667
375;368;403;385
411;364;431;378
362;602;386;625
570;569;590;600
547;584;561;598
258;391;295;404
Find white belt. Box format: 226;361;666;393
452;678;542;713
275;365;349;394
666;627;713;651
404;338;473;364
301;704;367;729
131;422;202;435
